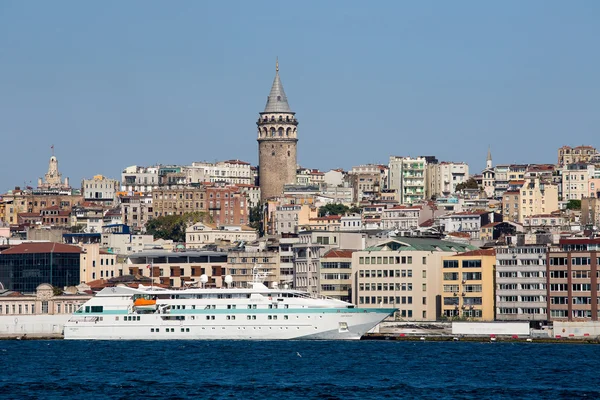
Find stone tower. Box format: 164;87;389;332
257;61;298;202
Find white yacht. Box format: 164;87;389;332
64;274;395;340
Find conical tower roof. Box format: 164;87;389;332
263;60;292;113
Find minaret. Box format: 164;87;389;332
486;146;492;170
257;60;298;202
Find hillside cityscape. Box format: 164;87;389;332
1;64;599;337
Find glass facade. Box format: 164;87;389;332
0;252;80;293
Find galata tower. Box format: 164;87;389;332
257;60;298;202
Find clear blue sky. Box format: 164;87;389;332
1;1;598;191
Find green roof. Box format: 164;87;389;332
364;237;477;253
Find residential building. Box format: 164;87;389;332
523;214;567;232
438;211;502;240
494;165;510;198
519;177;559;223
307;215;341;231
346;164;386;203
502;190;521;222
319;249;354;302
101;224;154;254
71;203;104;233
558;145;597;167
81;175;119;205
121;194;153;231
152;186;205;218
188;160;253;186
352;238;476;321
340;214;362;231
227;250;280;289
319;185;353;205
429;162;470;197
80;243;119;283
1;188;82;225
582;197;600;228
547;238;600;322
388;156;427;204
323;169;345;187
293;232;324;295
121;165;159;193
274;203;316;235
186;222;258;248
480;221;521;243
441;249;496;321
561;163;595;200
205;183;250;226
0;243;82;292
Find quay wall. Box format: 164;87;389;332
553;322;600;338
452;322;530;336
0;315;70;338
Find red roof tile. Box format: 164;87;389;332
322;249;355;258
1;242;83;255
454;248;496;257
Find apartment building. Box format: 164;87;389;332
121;165;159;193
561;163;595;200
519;177;559;223
496;242;549;323
319;249;354;302
547;238;600;322
440;249;495;321
152;186;206;217
558;145;597;167
388;156;427;204
82;175;119;205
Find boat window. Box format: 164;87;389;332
151;328;155;332
284;315;288;320
90;306;103;313
247;305;252;309
284;305;289;309
186;328;190;332
156;328;159;332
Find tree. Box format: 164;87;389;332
145;211;207;242
455;178;479;192
318;203;349;217
566;199;581;210
248;204;263;234
53;286;64;296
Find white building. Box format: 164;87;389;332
561;163;595;200
340;214;363;231
318;185;353;205
81;175;119;205
381;205;421;230
121;166;159;193
435;162;469;196
186;222;258;248
323;169;345;187
188;160;253;186
101;225;154;254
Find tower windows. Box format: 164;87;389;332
288;151;290;156
271;128;276;137
272;151;275;156
278;128;283;136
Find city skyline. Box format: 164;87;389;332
1;1;599;191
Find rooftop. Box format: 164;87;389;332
1;242;83;255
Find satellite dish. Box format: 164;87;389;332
283;284;289;289
200;274;209;284
224;275;233;286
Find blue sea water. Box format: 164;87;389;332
0;340;597;399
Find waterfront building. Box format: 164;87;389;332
0;283;90;316
293;232;325;295
0;243;82;292
227;249;280;289
257;61;298;202
319;249;354;302
352;238;476;321
440;249;496;321
125;250;228;288
495;241;549;323
547;237;600;322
